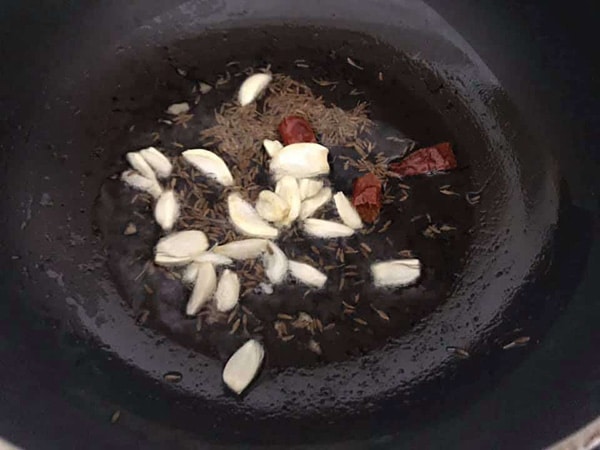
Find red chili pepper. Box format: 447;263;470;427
278;116;317;145
389;142;457;177
352;173;382;224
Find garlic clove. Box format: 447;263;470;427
299;179;324;200
155;230;208;258
299;187;332;220
139;147;173;178
223;339;264;395
255;190;290;223
269;143;330;179
371;259;421;288
186;262;217;315
155;254;192;267
193;252;234;266
288;260;327;288
303;218;355;238
198;82;212;94
126;152;158;181
154;190;180;232
213;239;267;260
182;263;200;285
333;192;363;229
238;73;272;106
166;102;190;115
182;149;234;186
263;242;288;284
215;269;240;312
263;139;283;158
228;193;279;239
275;176;301;226
121;170;163;199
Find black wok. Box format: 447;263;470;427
0;1;598;449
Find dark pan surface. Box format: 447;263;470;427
0;1;597;449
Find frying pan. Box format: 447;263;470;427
0;1;598;449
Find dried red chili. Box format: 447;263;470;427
352;173;382;224
278;116;317;145
389;142;457;177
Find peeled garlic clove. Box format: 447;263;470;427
155;254;192;267
288;260;327;288
215;269;240;312
182;149;234;186
166;102;190;115
255;190;289;223
333;192;363;229
275;176;301;226
154;190;180;232
299;179;324;200
223;339;264;395
270;143;330;179
303;218;355;238
126;152;157;181
371;259;421;288
263;242;288;284
193;252;233;266
121;170;163;199
186;262;217;315
156;230;208;258
238;73;272;106
228;193;279;239
213;239;267;260
263;139;283;158
182;262;201;285
139;147;173;178
299;187;332;220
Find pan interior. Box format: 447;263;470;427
95;27;479;368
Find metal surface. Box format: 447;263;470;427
0;1;597;449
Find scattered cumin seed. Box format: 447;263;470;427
229;318;241;334
346;57;364;70
136;309;150;325
342;301;356;310
370;304;390;321
338;277;345;291
163;372;182;383
503;336;531;350
446;346;470;359
360;243;372;253
308;339;322;355
323;323;336;331
378;220;392;233
353;318;368;326
111;410;121;424
281;334;295;342
143;284;153;295
277;313;294;320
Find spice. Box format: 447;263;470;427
278;116;317;145
352;173;382;223
389;142;457;177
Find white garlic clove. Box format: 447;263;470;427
299;187;332;220
182;262;201;285
182;149;234;186
154;254;192;267
333;192;363;229
155;230;208;258
263;242;288;284
139;147;173;178
269;143;330;179
303;218;355;238
371;259;421;288
263;139;283;158
213;239;267;260
299;179;324;200
223;339;265;395
275;176;301;226
186;262;217;315
154;190;180;232
255;190;290;223
166;102;190;115
126;152;157;181
215;269;240;312
238;73;272;106
228;193;279;239
288;260;327;288
192;252;233;266
121;170;163;199
198;82;212;94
